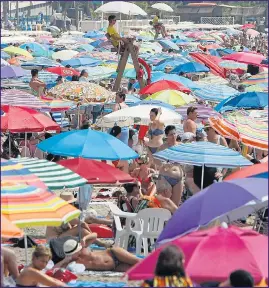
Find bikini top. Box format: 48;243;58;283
148;128;164;137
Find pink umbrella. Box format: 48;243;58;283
126;226;268;285
241;23;256;30
246;29;260;37
222;52;266;66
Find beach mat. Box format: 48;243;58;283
68;280;126;287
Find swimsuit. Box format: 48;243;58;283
163;175;180;187
148;147;158;154
148;128;164;154
108;248;124;270
17;285;37;287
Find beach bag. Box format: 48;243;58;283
12;236;37;248
46;268;77;283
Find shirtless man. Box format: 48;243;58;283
29;69;46;96
183;106;198;135
56;238;140;272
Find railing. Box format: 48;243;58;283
201;17;235;25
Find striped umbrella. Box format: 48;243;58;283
1;89;50;110
245;83;268;92
1;183;80;228
40;96;75;112
242;72;268;86
20;71;59;84
12;158;87;190
193;85;238;102
209;111;268;150
198;74;229;85
1;213;23;239
219;60;248;70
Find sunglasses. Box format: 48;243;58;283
137;162;144;165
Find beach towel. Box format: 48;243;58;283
68;280;126;287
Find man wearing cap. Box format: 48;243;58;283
183;106;198;135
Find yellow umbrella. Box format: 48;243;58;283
102;62;134;70
3;46;33;59
1;213;23;239
146;90;195;107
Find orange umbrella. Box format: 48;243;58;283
1;213;23;239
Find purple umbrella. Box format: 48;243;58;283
157;178;268;244
1;65;27;79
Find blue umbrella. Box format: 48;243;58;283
261;59;268;65
208;48;234;57
76;44;95;52
62;58;102;68
130;100;176;110
157;178;267;243
170;62;209;74
21;57;62;69
158;39;180;51
153;59;190;72
1;43;9;49
1;66;27;79
37;129;138;160
90;39;105;48
84;30;104;38
1;51;10;59
19;42;49;57
221;92;268;110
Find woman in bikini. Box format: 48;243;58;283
131;155;156;196
16;246;65;287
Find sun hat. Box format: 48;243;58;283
181;132;195;142
60;192;77;204
63;239;82;256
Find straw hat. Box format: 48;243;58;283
63;239;82;256
60;192;77;204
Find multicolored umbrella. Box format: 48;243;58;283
198;74;229;85
1;183;80;228
48;82;115;103
40;96;75;111
1;213;23;239
242;72;268;86
245;83;268;92
12;158;88;190
146;90;195;106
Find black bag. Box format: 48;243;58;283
11;236;38;248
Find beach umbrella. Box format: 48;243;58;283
1;89;50;110
193;85;238;102
222;52;265;66
21;57;62;70
130;99;176;111
170;62;210;74
95;1;147;16
151;3;173;12
219;60;248;70
1;58;10;67
76;44;95;52
146;90;195;106
1;51;10;59
1;183;80;228
48;82;115;103
246;83;268;92
241;23;256;30
46;67;80;77
221;92;268;110
127;225;268;285
1;214;23;239
51;50;79;61
1;105;60;133
77;66;115;81
246;29;260;37
84;30;104;38
12;158;87;190
225;162;268;181
1;65;27;79
140;80;191;95
62;57;102;68
158;40;180;51
19;42;49;57
37;129;138;160
153;59;189;72
58;158;134;184
3;46;33;59
97;105;182;128
198;74;229;85
242;72;268;86
40;96;75;112
157;177;267;243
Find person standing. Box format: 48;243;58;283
29;69;46;97
183;106;198;135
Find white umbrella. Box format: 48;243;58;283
95;1;147;16
96;105;182;128
151;3;174;12
51;50;79;61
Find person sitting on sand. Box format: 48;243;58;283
16;246;65;287
55;238;140;272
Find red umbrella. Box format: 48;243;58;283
46;67;80;77
241;23;256;30
222;52;266;66
139;80;191;95
1;105;60;132
58;158;134;184
126;226;268;285
225;162;268;181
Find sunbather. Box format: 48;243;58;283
56;238;140;272
16;246;65;287
1;247;19;284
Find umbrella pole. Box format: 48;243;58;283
24;233;29;265
201;164;204;190
8;132;11;158
25;132;27;157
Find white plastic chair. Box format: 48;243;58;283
107;202;137;249
129;208;171;256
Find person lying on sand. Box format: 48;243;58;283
55;238;140;272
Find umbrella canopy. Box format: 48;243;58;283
158;40;180;51
19;42;49;57
193;85;238;102
139;80;191;95
46;67;80;77
154;142;252;168
241;23;256;30
242;72;268;86
37;129;138;160
221;92;268;110
51;50;79;61
170;62;210;74
12;158;88;190
153;59;190;72
157;177;267;243
48;82;115;103
1;214;23;239
1;58;10;67
75;44;95;52
222;52;265;66
3;46;33;59
130;100;176;111
198;74;229;85
225;162;268;181
219;60;248;70
58;158;134;184
1;183;80;228
1;65;27;79
1;51;10;59
62;58;102;68
246;83;268;92
146;90;195;106
95;1;147;16
1;105;60;133
127;226;268;285
151;3;173;12
246;28;260;37
21;57;63;70
97;105;182;127
1;89;50;110
40;96;75;112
